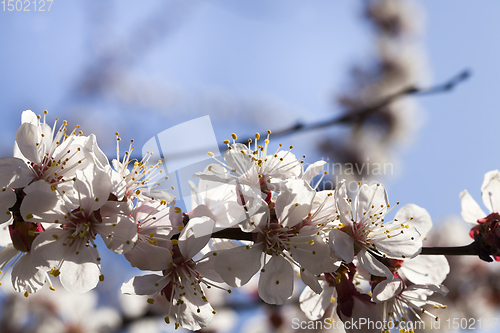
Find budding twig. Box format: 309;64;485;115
228;69;471;145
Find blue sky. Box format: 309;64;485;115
1;0;500;230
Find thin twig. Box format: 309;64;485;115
228;69;471;147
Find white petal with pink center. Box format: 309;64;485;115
329;182;432;277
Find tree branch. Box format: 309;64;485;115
228;69;471;146
420;243;478;256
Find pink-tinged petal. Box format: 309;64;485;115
11;253;46;294
121;274;166;295
299;283;335;320
0;190;16;224
302;161;327;184
179;216;214;260
299;269;323;295
15;123;41;164
372;278;403;302
275;179;315;228
96;214;138;254
0;157;34;188
460;190;486;224
356;183;388;220
0;244;19;269
214;243;264;287
258;255;293;305
482;170;500;213
357;249;392;279
395;204;433;240
401;255;449;285
329;229;355;263
59;245;101;293
195;254;224;283
124;242;172;271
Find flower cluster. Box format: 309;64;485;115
0;111;451;331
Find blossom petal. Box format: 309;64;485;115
11;253;46;294
460;190;487;224
179;216;214;260
0;190;16;224
289;227;332;275
0;244;19;269
300;269;323;295
195;253;224;283
121;274;165;295
356;183;388;220
0;157;33;188
124;242;172;271
214;243;264;287
59;245;101;293
372;278;403;302
275;179;315;228
299;283;335;320
302;160;327;184
174;288;215;330
96;214;138;254
357;249;392;279
15;123;41;164
258;255;293;305
400;255;450;285
329;229;354;263
482;170;500;213
336;181;353;226
74;164;112;213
